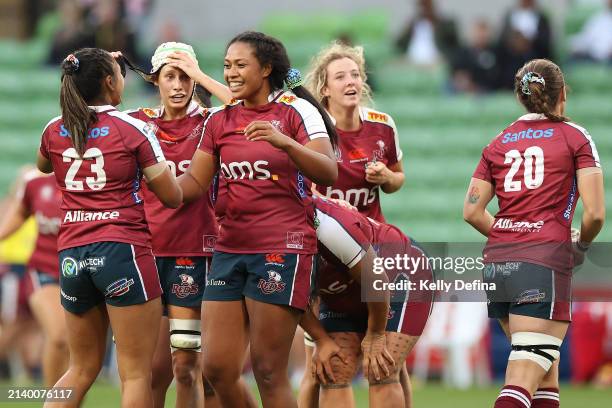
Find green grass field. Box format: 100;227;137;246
2;381;611;407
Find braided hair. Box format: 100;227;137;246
227;31;338;149
515;59;569;123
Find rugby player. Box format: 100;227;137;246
301;196;432;407
38;48;182;408
178;31;338;408
464;59;604;408
0;168;64;386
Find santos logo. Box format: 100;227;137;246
502;128;554;144
60;125;110;139
323;186;377;207
220;160;271;180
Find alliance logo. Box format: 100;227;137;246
493;218;544;233
258;271;286;294
61;257;79;277
63;210;120;223
172;274;199;298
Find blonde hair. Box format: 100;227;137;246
305;41;373;108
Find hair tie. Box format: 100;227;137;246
63;54;80;74
520;72;545;95
285;68;304;90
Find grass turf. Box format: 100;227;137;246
2;381;611;407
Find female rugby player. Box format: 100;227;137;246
38;48;181;408
464;59;604;408
179;31;338;408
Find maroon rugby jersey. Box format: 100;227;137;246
18;171;61;276
314;197;424;316
128;102;218;257
472;113;601;271
198;91;329;254
316;107;402;222
39;105;165;251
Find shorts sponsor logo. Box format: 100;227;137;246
61;257;79;277
206;278;226;286
60;289;77;302
265;253;285;267
493;218;544;233
63;210;120;223
175;257;196;269
319;310;348;319
79;257;105;271
258;271;286;294
387;309;395;320
104;278;134;297
172;274;199;298
203;235;217;253
501;128;554;144
483;264;495;280
286;232;304;250
515;289;546;304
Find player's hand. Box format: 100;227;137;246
167;51;203;80
311;336;348;385
361;331;395;382
327;198;357;211
244;121;292;150
571;228;587;266
365;161;392;185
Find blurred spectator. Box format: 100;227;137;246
570;302;612;384
448;20;498;94
570;0;612;63
47;0;146;66
498;0;553;60
394;0;459;66
47;0;95;65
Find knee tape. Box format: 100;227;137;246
169;319;201;352
509;331;562;372
304;331;316;348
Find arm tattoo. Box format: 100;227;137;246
468;186;480;204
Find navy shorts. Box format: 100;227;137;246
483;261;572;322
28;269;59;289
156;256;209;308
59;242;162;314
203;251;314;310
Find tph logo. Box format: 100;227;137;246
220;160;271;180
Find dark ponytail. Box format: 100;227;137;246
227;31;338;150
59;48;116;157
515;59;569;123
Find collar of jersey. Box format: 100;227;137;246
158;100;201;118
518;113;547;121
88;105;116;113
324;106;367;127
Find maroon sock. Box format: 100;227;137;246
531;387;559;407
494;385;532;408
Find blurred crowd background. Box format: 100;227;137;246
0;0;611;393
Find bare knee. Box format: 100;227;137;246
203;359;240;388
172;353;199;386
251;356;284;391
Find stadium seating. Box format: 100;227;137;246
2;23;611;243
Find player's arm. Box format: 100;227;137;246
463;178;495;237
0;174;32;240
244;122;337;186
143;162;182;208
365;160;405;194
576;167;605;246
166;52;233;104
178;150;218;203
299;305;348;385
36;151;52;174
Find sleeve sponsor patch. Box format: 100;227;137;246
367;111;389;123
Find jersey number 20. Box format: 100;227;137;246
62;148;107;191
504;146;544;192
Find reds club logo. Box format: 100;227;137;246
258;271;286;295
270;120;284;133
172;274;199;298
373;139;386;161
